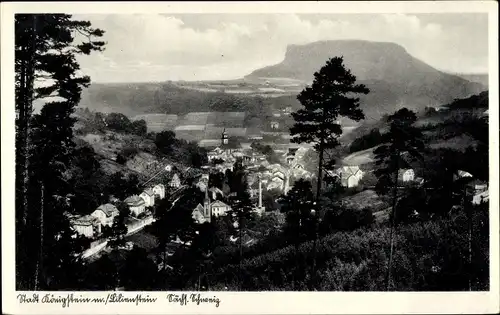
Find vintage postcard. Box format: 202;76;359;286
1;1;499;314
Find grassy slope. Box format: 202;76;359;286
342;91;488;164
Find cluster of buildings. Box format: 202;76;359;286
326;166;422;188
192;183;233;224
68;172;183;239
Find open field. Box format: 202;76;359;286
340;189;390;212
342;146;377;165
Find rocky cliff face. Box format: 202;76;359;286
246;40;486;120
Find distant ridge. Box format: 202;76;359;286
245;40;486;119
79;40;487;122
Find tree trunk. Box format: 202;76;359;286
386;162;399;291
35;180;44;290
465;186;472;291
316;139;324;201
21;15;38;228
239;215;243;291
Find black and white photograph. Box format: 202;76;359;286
3;1;498;309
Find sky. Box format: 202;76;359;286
74;13;489;83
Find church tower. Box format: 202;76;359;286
203;181;211;222
221;128;228;145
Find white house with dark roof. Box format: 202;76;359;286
153;183;166;199
192;204;207;224
91;203;119;227
473;190;489;205
140;188;155;207
192;189;232;224
334;166;364;188
70;215;101;238
125;195;146;216
210;200;231;216
398;169;415;182
169;173;181;188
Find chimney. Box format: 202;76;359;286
204;176;211;219
284;171;290;195
258;175;263;209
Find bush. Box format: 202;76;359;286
203;210;488;291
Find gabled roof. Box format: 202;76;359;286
95;203;119;217
125;195;145;206
193;203;205;213
153;183;165;189
192;204;206;223
457;170;473;178
143;188;154;196
398;168;414;177
72;214;100;226
336;166;362;179
211;200;229;208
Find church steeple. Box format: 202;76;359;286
203;176;211;221
221;128;228;145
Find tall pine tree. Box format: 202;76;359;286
15;14;105;290
290;56;369;200
373;107;424;290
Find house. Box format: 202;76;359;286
335;166;364;188
207;151;219;161
292;163;304;170
398;169;415;182
272;169;286;180
192;204;207;224
192;190;232;224
70;215;101;238
152;183;166;199
210;200;231;216
125;195;146;216
267;177;284;191
91;203;119;227
169;173;181;188
270;121;279;129
196;178;208;192
454;170;473;181
467;179;488;193
414;177;425;186
472;190;489;205
140;189;155;207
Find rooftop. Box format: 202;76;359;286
71;214;100;226
125;195;145;206
95;203;119;217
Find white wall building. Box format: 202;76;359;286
398;169;415;182
70;215;101;238
335;166;364;188
140;188;155;207
125;195;146;216
152;183;166;199
91;203;119;227
169;174;181;188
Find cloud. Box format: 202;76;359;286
74;13;488;82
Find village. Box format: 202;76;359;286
67;123;490;263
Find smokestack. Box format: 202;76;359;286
258;174;263;208
284;171;290;195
